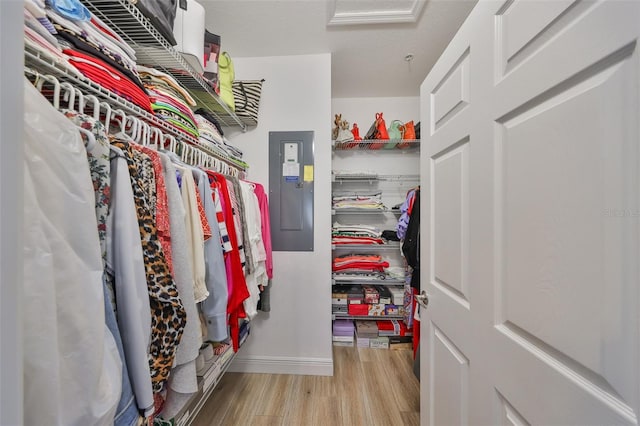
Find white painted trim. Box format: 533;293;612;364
0;2;24;425
327;0;426;26
228;355;334;376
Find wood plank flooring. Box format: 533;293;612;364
192;346;420;426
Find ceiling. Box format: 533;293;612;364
201;0;477;98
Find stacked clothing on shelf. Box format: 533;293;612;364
332;190;385;210
24;4;80;76
332;254;389;273
333;271;387;281
23;77;273;425
332;222;384;245
195;114;246;167
28;0;153;112
196;113;225;146
138;65;200;139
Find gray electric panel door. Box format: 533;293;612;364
269;131;314;251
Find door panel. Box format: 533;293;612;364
430;325;470;426
431;48;471;133
421;1;640;425
496;56;633;384
495;390;531;426
432;139;470;308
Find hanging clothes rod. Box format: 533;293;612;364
25;68;243;177
23;44;247;173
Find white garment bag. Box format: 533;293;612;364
22;78;121;426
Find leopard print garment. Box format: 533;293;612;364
112;139;187;393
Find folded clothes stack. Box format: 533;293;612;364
28;0;154;113
138;65;199;139
332;254;389;273
332;191;385;210
332;222;384;245
24;4;81;77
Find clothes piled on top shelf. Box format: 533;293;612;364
23;78;273;426
24;5;81;76
194;109;247;170
194;113;248;170
196;113;225;145
332;190;385;210
332;254;389;273
332;222;384;245
138;65;200;139
25;0;154;113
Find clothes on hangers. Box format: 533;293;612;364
24;54;273;421
107;142;155;420
208;171;251;351
111;138;187;394
23;78;122;426
156;153;202;419
193;169;229;342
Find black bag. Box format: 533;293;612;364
134;0;178;46
232;80;265;123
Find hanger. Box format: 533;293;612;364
60;82;76;109
35;74;61;109
29;70;245;177
83;95;101;121
125;115;140;141
99;102;112;130
164;134;177;153
150;128;162;151
77;126;96;151
111;109;127;134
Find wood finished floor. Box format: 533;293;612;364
192;346;420;426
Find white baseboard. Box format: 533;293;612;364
228;355;334;376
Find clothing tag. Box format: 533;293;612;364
179;0;188;10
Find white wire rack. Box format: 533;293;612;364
332;139;420;151
332;173;420;183
81;0;255;129
24;44;248;172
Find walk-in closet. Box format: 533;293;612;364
3;1;640;425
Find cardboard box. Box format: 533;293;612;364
375;285;392;304
390;288;404;306
363;286;379;304
348;303;369;316
368;304;385;316
355;320;378;338
369;336;389;349
385;304;399;316
355;332;370;348
333;334;354;347
333;319;354;336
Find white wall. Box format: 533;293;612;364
224;53;333;375
0;1;23;424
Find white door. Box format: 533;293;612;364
420;1;640;424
